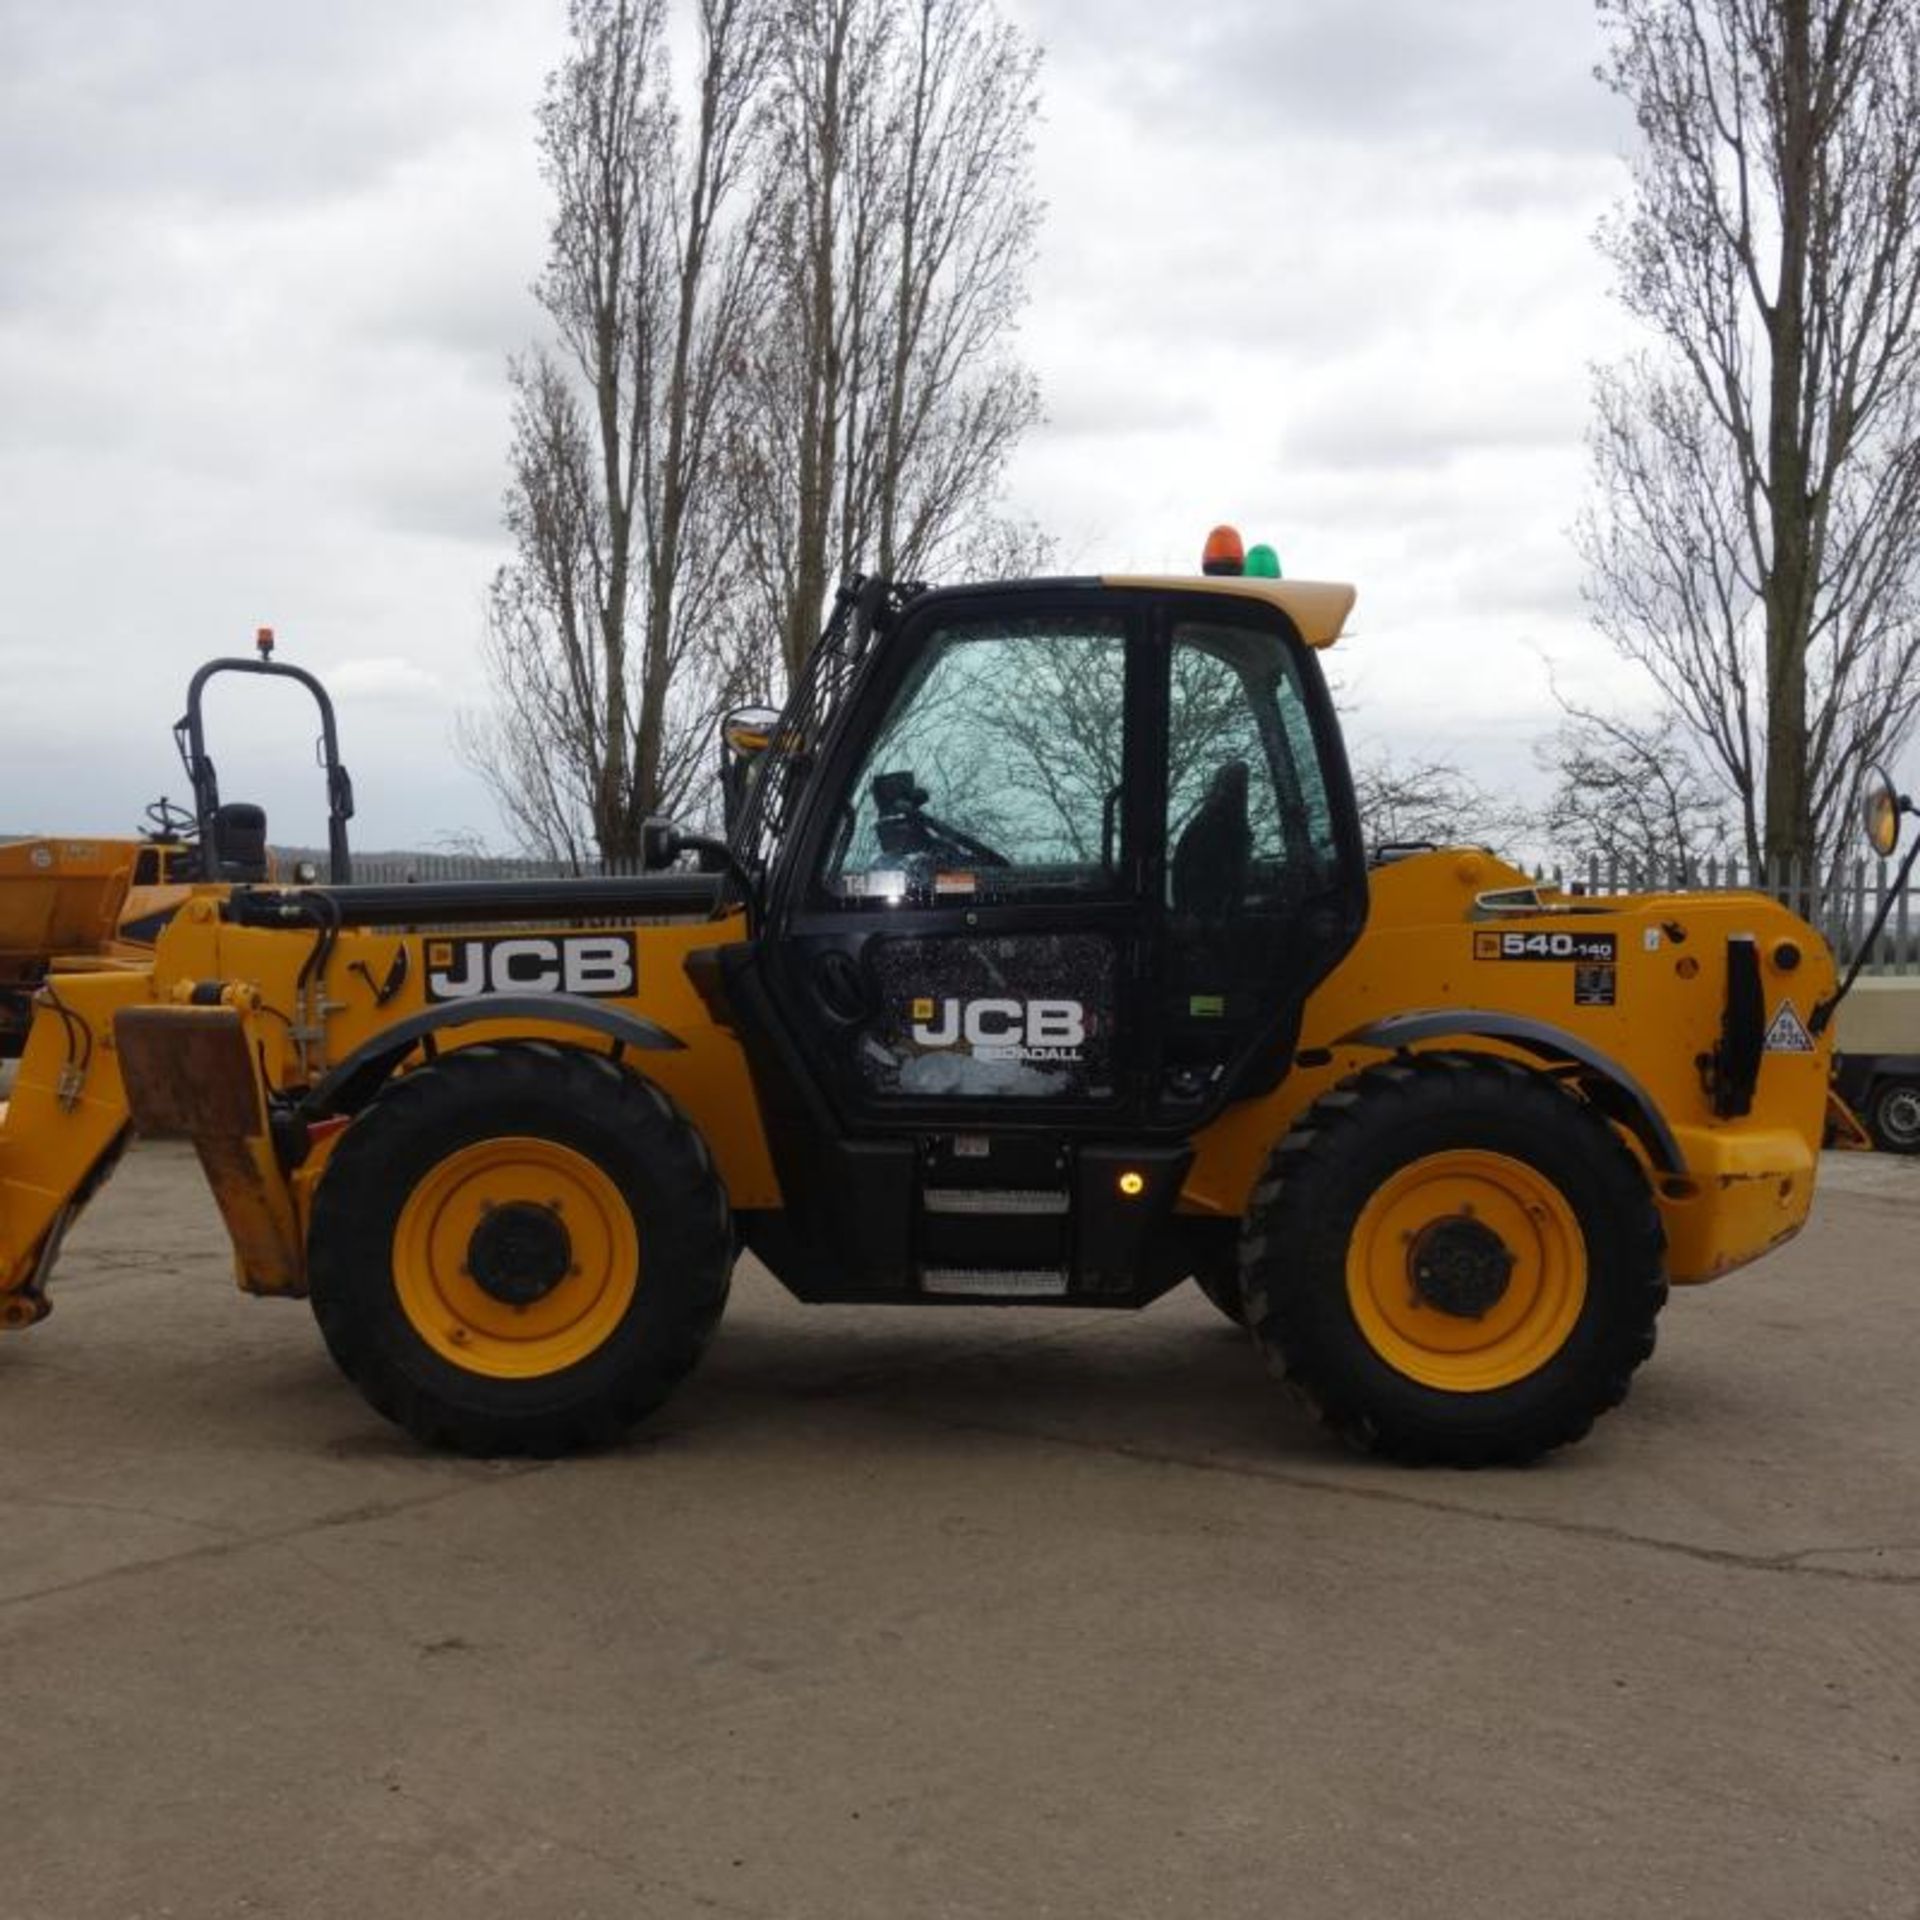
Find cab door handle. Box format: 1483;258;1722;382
812;949;872;1023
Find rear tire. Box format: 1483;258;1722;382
309;1042;731;1454
1241;1055;1666;1466
1866;1077;1920;1155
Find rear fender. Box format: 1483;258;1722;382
294;994;683;1130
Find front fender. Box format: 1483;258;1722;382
1340;1008;1685;1176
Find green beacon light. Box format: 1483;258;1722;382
1245;543;1282;579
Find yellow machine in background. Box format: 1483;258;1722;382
0;834;194;1057
0;547;1864;1465
0;838;139;1055
0;628;353;1054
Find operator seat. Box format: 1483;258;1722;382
212;803;271;882
1171;760;1251;919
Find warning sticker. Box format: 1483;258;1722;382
1764;1000;1816;1054
1574;965;1618;1008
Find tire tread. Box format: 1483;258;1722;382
308;1043;731;1455
1240;1053;1667;1466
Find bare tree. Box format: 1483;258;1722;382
1583;0;1920;872
465;0;767;862
733;0;1044;686
1536;706;1732;873
1349;749;1531;853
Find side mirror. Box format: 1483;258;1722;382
719;704;783;838
1862;764;1909;859
722;705;783;759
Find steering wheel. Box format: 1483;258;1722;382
871;770;1011;869
927;819;1011;869
143;797;197;841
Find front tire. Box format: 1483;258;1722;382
1241;1055;1666;1466
309;1043;731;1454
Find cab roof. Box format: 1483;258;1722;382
1101;575;1357;649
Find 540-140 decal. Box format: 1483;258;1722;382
1474;930;1619;965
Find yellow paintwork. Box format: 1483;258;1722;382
1100;575;1356;647
0;840;1837;1315
392;1136;639;1378
0;838;138;989
0;966;147;1321
1345;1148;1587;1391
0;573;1834;1327
0;890;778;1306
1184;848;1835;1282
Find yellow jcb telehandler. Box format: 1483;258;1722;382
2;542;1897;1464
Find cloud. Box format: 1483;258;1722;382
0;0;561;845
1022;0;1632;156
994;0;1651;817
0;0;1655;847
327;657;444;698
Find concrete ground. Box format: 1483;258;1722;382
2;1143;1917;1920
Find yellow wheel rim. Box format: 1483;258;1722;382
392;1137;639;1379
1345;1150;1586;1393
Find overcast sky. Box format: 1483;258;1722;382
0;0;1652;851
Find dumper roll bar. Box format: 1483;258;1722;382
174;630;355;883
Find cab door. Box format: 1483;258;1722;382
734;581;1365;1303
764;588;1153;1132
1150;592;1361;1119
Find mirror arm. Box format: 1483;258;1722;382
646;820;762;937
1812;821;1920;1035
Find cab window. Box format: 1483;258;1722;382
818;611;1130;907
1158;611;1345;1106
1166;617;1339;915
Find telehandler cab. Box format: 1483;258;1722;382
0;543;1847;1463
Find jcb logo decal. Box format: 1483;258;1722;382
424;934;638;1003
909;996;1087;1063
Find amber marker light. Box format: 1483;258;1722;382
1118;1171;1146;1197
1201;525;1245;576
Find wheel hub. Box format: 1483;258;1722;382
466;1201;573;1307
1882;1086;1920;1147
1409;1214;1515;1320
